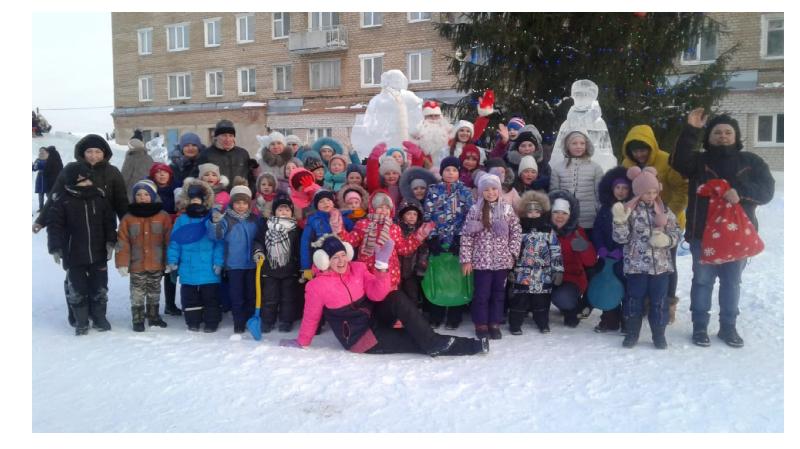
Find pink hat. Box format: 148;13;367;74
626;166;667;227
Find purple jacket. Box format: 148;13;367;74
459;200;522;270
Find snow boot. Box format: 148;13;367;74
278;321;292;333
692;323;711;347
146;304;168;328
509;323;523;336
132;306;145;332
164;303;182;316
475;324;490;339
563;310;580;328
203;323;218;333
72;302;90;336
90;302;112;332
488;324;502;340
262;321;275;333
667;296;679;325
652;325;668;350
622;316;642;348
718;323;744;348
233;324;245;334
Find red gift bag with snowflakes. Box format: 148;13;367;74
696;179;764;264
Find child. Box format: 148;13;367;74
459;174;522;339
346;164;366;188
368;156;403;208
591;166;632;333
434;120;485;169
33;147;48;210
489;116;525;159
207;180;260;334
396;200;429;310
288;167;321;225
612;167;681;349
116;179;173;331
399;166;437;210
253;197;301;332
198;163;230;210
47;164;117;335
549;130;603;236
167;178;225;332
513;156;540;195
304;157;326;187
483;159;520;209
253;172;278;219
385;147;408;171
458;144;482;189
258;131;293;190
279;158;302;195
149;163;177;219
510;191;563;334
548;189;597;328
423;156;474;329
324;154;349;192
504;131;538;175
299;190;353;281
337;184;369;226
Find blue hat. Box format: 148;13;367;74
313;189;336;210
507;117;526;131
312;235;354;270
439;156;461;176
179;132;202;148
133;179;159;202
187;184;206;200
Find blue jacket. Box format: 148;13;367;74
207;210;260;270
33;159;47;194
300;210;354;270
423;181;473;247
168;213;224;285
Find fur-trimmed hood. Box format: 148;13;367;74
399;166;437;208
548;189;580;234
598;166;633;207
260;144;294;168
560;129;595;159
175;177;215;211
311;137;345;156
336;183;369;211
517;190;551;216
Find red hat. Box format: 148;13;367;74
459;144;481;163
422;100;442;116
149;162;173;184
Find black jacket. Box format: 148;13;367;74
670;125;775;240
197;144;252;190
252;220;301;278
47;186;117;269
169;156;200;187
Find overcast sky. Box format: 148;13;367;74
32;12;114;134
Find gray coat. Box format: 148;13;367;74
612;201;681;276
549;131;603;229
120;139;154;200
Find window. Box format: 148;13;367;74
407;50;432;83
204;18;221;47
138;76;153;102
166;23;189;52
360;53;384;88
309;60;341;90
756;113;784;146
137;28;152;55
206;70;223;97
761;14;784;59
309;128;332;142
408;12;432;23
273;13;290;39
167;73;191;100
361;12;383;28
237;14;255;43
273;64;292;92
309;12;339;30
238;67;256;95
681;32;717;64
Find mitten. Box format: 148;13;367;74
32;223;43;233
597;247;609;259
253;251;265;263
723;188;740;204
302;269;314;281
374;239;395;269
106;243;115;261
279;338;304;348
117;266;129;277
571;236;589;252
211;208;224;223
213;265;223;276
329;208;343;234
649;230;672;249
611;202;632;224
369;142;387;161
462;219;483;235
415;222;435;240
491;219;508;235
52;251;61;265
552;272;563;286
609;248;623;260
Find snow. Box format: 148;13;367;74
29;134;784;433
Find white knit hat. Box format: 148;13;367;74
286;134;301;145
230;185;252;203
452;120;474;138
552;198;571;214
518;155;538;173
268;131;286;145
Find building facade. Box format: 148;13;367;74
111;12;460;156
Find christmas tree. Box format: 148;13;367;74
437;12;736;159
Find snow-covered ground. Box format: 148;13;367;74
30;133;784;432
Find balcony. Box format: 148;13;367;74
288;26;348;54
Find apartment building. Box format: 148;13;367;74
111;12;460;156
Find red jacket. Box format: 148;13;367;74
557;227;596;294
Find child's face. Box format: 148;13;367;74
190;197;203;205
518;141;536;156
317;198;334;212
83;148;105;166
260;179;275;195
313;168;325;181
640;188;659;204
567;135;587;158
347;172;363;185
525;207;542;219
346;196;362;210
520;169;538;184
412;185;427;200
269;141;285;155
275;205;292;218
509;128;520;140
442;166;459;183
551;210;569;229
330;159;346;174
457;127;472;143
613;184;630;201
402;210;419;226
134;189;152;204
374;204;392;218
320;148;334;162
462;155;478;170
390;152;404;166
232;199;250;214
482;186;500;202
153;170;170;186
383;170;400;186
284;162;297;179
201;171;220;185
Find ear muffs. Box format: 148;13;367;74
312;242;354;271
344;242;354;261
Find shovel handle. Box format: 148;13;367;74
255;258;264;309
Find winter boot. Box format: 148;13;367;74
278;321;293;333
65;279;76;327
692;323;711;347
203;323;219;333
261;321;275;333
509;323;523;336
132;306;145;332
72;302;90;336
90;298;112;331
164;303;182;316
563;310;580;328
718;323;744;348
475;324;490;339
532;310;550;333
488;324;502;340
147;304;168;328
652;326;668;350
622;316;642;348
429;335;489;357
667;297;679;325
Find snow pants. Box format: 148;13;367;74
471;269;508;327
624;273;669;328
181;283;221;328
262;275;298;326
227;269;256;328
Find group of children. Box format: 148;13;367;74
45;117;686;350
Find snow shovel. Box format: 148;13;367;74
247;258;264;341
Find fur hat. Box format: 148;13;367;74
313;189;336;210
507;117;526;131
379;157;402;176
229;177;252;204
518;155;538;174
267;131;286;146
312;235;354;271
198;163;220;178
271;196;294;215
214;119;236;137
304;157;325;173
517;190;551;216
439;156;461;176
132;179;159;203
187;184;206;200
459;144;481;163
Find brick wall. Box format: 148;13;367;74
716;89;784;171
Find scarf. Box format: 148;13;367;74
264;216;297;269
225;207;251;221
361;213;392;258
347;208;367;220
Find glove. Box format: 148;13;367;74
571;236;589;252
723;188;740;204
597;247;608;259
552;272;563;286
211;208;224;223
32;223;43;233
329;208;343;234
611;202;632;224
608;248;623;260
279;338;304;348
253;251;265;263
415;222;435;240
462;219;483;235
302;269;314;281
213;265;223;276
52;251;61;265
106;243;115;261
374;239;395;269
117;266;129;277
649;230;672;249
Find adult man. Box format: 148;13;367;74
412;100;452;169
197;119;252;189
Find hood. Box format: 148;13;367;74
517;190;551;217
399;166;437;207
74;134;112;162
548;189;580;234
622;125;660;166
176;177;215;211
128;138;146;152
703;114;743;152
336;184;369;211
260;143;294;167
368;189;394;216
598;166;633;207
560;129;595;159
311;137;345;156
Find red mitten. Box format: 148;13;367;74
402;140;424;167
369;142;387;161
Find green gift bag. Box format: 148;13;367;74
422;252;473;307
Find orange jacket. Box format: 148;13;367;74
115;209;173;273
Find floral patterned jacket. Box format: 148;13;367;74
612;201;681;275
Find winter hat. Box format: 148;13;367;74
75;134;111;159
344;189;363;205
410;178;428;190
318;144;335;154
552;198;571;215
347;163;366;178
328;154;349;170
370;191;394;211
703;114;744;151
149;162;173;184
312;235;354;271
132;129;144;141
379;157;402;176
132;179;159;202
453;120;474;137
507;117;526;131
459;144;481;163
519;190;550;216
214;119;236;137
304;157;325;173
422;100;442;116
518;155;538;174
229;178;252;204
268;131;286;146
313;189;336;210
271;196;294;215
286;134;301;145
439;156;461;176
484;158;507;170
626;166;667;227
63;163;93;186
397;200;423;221
612;177;632;190
477;173;502;196
187;183;207;201
198;163;220;178
179;132;202;149
385;147;407;165
516;131;540;150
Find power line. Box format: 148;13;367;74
37;106;114;111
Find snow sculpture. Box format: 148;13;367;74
146;135;168;163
